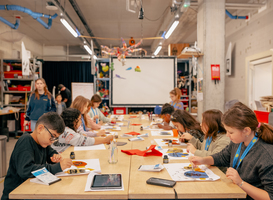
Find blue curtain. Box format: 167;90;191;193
42;61;94;94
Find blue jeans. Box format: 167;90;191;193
31;120;37;131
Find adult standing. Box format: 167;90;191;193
24;78;56;131
58;84;72;108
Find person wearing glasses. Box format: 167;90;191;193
2;112;73;200
170;109;204;142
51;108;113;153
190;102;273;200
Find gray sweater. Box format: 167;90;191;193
212;139;273;200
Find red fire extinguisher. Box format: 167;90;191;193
211;64;220;84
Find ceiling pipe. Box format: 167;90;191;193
0;5;57;29
68;0;100;51
190;1;265;9
226;10;248;20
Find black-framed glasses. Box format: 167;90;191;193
44;126;58;141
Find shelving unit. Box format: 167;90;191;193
93;58;111;112
0;58;42;137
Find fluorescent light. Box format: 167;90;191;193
60;18;78;37
165;21;179;39
84;45;92;55
154;46;162;56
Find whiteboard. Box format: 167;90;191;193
71;82;94;101
111;57;176;106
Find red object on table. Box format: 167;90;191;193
131;124;142;126
121;145;163;157
129;116;137;118
125;131;140;135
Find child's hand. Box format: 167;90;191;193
105;135;114;144
97;129;106;136
60;158;73;170
186;143;196;154
226;167;243;185
157;123;163;128
93;115;99;119
180;132;193;142
188;156;203;167
50;154;63;163
99;121;103;125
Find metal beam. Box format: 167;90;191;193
68;0;100;51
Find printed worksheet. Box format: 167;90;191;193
164;163;220;181
160;148;189;160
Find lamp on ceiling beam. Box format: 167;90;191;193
165;20;179;39
83;45;97;59
153;45;162;56
60;17;78;37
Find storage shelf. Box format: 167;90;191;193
3;91;31;94
97;78;110;81
4;104;25;106
3;78;33;81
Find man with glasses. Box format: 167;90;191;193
1;112;73;200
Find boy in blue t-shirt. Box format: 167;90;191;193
1;112;73;200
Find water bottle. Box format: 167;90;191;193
108;139;118;164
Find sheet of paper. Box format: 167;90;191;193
85;172;124;192
151;130;173;136
74;144;106;151
56;159;101;177
160;148;189;160
164;163;220;181
154;139;186;147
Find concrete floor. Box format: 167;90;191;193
0;137;17;198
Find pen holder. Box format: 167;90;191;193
108;141;118;164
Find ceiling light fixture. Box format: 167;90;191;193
154;45;162;56
165;20;179;39
60;18;78;37
83;45;97;59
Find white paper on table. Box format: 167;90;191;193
160;148;189;160
56;159;101;177
164;163;220;181
74;144;106;151
101;125;113;129
153;139;187;147
116;122;124;126
112;126;121;131
151;130;173;136
85;172;124;192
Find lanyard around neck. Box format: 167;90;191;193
232;134;258;170
205;136;212;151
81;115;86;131
171;101;177;107
91;107;98;124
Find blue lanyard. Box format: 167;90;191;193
205;136;212;151
91;107;98;124
81;115;86;131
232;135;258;170
171;102;177;108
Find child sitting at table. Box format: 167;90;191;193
51;108;113;153
1;112;73;200
181;109;230;157
86;100;101;130
190;102;273;200
88;94;115;124
171;109;204;142
70;95;105;137
157;103;176;130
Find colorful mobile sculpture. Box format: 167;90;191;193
101;38;147;66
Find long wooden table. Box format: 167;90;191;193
10;115;246;199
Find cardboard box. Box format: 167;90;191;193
191;107;198;113
168;43;190;56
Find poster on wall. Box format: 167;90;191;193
21;41;30;76
197;78;203;102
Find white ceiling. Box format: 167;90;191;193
0;0;262;55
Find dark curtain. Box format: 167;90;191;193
42;61;94;94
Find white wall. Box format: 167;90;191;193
225;0;273;103
0;23;43;58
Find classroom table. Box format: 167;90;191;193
9;115;246;199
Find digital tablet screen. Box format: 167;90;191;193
91;174;122;189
